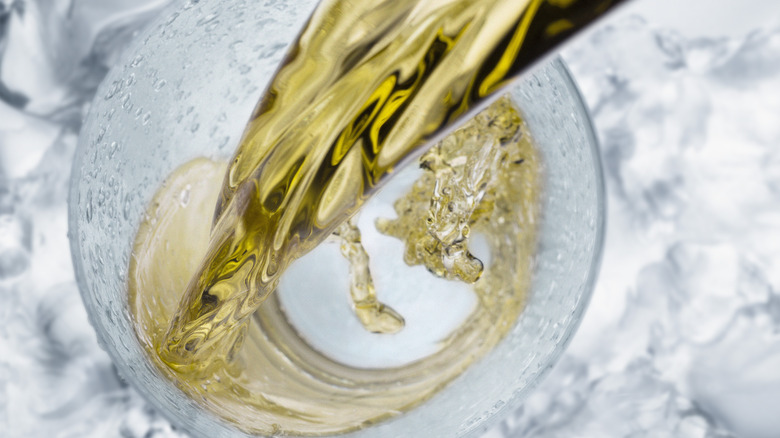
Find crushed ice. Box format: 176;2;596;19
2;1;780;437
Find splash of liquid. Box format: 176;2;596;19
334;218;405;334
378;96;527;284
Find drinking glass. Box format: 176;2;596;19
69;0;605;436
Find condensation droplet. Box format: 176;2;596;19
85;189;94;223
97;187;107;208
109;175;121;196
197;12;219;27
123;193;134;220
180;185;192;207
166;12;180;25
109;141;120;158
258;42;286;60
105;80;122;100
121;94;132;111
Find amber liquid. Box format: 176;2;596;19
127;0;623;434
160;0;624;373
129;97;541;435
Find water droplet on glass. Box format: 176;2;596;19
105;80;122;100
121;94;132;111
258;42;286;60
109;141;120;158
123;194;134;220
97;187;107;208
85;190;94;223
109;176;121;196
154;79;167;91
166;12;180;25
180;185;192;207
197;12;219;27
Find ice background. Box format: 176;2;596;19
2;0;780;437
